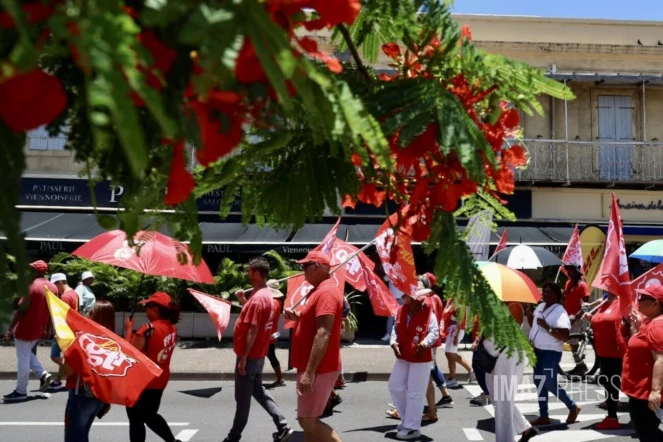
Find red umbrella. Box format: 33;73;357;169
72;230;215;283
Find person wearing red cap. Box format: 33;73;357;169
387;286;439;440
124;292;181;442
285;251;343;442
3;260;56;402
562;263;591;375
223;257;293;442
621;285;663;441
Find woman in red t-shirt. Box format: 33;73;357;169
124;292;180;442
582;292;628;430
63;300;115;442
621;285;663;441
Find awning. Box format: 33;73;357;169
11;212;125;242
197;223;291;244
346;224;381;245
497;226;572;246
290;224;347;244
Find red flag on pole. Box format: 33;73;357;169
284;271;346;329
560;224;583;277
493;230;508;257
375;215;419;297
361;262;399;317
313;217;342;256
46;290;162;407
188;289;232;341
328;239;374;291
592;193;633;317
631;263;663;291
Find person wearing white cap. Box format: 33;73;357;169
386;286;439;440
49;273;79;388
76;271;96;315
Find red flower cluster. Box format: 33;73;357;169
345;27;528;239
131;30;178;106
0;1;54;28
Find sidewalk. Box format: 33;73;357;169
0;340;588;382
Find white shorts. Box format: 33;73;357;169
444;325;465;354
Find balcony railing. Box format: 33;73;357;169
517;139;663;185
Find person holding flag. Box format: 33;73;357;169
285;251;344;442
223;258;294;442
562;263;591;375
49;273;79;389
124;292;181;442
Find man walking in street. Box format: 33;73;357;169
48;273;78;388
2;260;56;402
285;251;343;442
76;271;96;314
223;257;294;442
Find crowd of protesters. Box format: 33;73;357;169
4;256;663;442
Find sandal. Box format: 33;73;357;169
385;409;400;420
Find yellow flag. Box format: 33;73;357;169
45;288;75;352
580;225;607;289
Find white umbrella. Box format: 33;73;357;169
488;244;563;269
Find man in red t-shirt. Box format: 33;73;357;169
285;251;343;442
3;260;56;402
224;257;294;442
48;273;79;388
562;263;591;375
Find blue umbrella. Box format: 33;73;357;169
630;240;663;263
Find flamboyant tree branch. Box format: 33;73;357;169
337;24;371;82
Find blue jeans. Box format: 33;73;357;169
64;388;105;442
533;348;576;418
430;359;446;388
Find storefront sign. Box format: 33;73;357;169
602;193;663;223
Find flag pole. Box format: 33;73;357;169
288;238;378;310
554;267;562;283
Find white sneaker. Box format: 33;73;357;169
396;429;421;440
446;379;459;388
468;371;477;384
381;334;391;341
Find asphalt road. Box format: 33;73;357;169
0;378;642;441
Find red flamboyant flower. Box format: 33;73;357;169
235;39;266;84
356;183;387;207
297;37;342;73
382;43;401;59
303;0;361;30
0;1;54;28
164;139;195;206
189;90;245;166
132;31;177;106
0;69;67;132
460;24;472;41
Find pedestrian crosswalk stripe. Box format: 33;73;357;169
0;422;190;426
462;428;484;440
175;429;199;441
526;429;634;442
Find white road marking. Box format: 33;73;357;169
547;413;627;423
529;429;634;442
0;422;190;426
175;429;199;441
462;428;484;440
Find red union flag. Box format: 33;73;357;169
361;263;399;317
314;217;342;256
284;272;346;329
632;263;663;292
493;230;508;257
45;290;162;406
592;193;633;317
188;289;232;341
560;224;583;276
375;215;419;297
329;239;374;291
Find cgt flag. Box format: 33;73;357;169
560;224;583;277
592;193;633;317
375;214;419;297
46;289;162;407
361;261;399;317
188;289;232;341
631;263;663;291
492;230;508;257
284;271;346;329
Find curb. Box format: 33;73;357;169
0;371;472;383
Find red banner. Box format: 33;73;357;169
328;239;374;291
493;230;508;257
592;193;633;317
560;224;582;277
284;272;346;328
632;263;663;291
314;217;342;256
188;289;232;341
361;263;399;317
375;216;419;297
46;291;162;407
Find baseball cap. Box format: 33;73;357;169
296;251;331;267
636;286;663;303
81;271;94;280
563;263;583;275
405;282;432;301
29;260;48;272
139;292;173;308
267;279;284;298
50;273;67;284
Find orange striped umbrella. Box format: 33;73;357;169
476;261;542;304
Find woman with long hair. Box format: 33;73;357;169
527;282;581;426
621;285;663;441
124;292;180;442
63;300;115;442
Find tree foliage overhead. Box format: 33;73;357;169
0;0;572;356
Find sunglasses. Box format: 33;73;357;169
638;295;656;303
302;262;319;270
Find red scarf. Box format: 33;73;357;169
396;302;433;363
